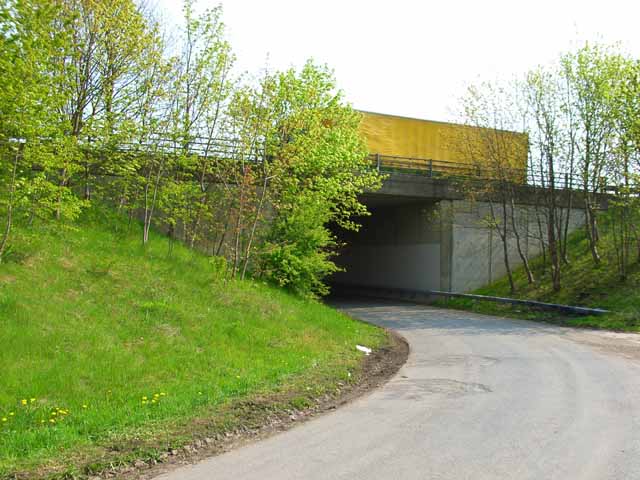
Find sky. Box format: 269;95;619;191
156;0;640;123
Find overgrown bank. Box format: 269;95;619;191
0;0;381;299
439;223;640;332
0;209;392;478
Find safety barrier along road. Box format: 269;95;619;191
334;284;610;316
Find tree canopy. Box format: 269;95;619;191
0;0;381;297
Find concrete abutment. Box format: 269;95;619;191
332;188;586;293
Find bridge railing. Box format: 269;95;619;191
368;153;601;192
2;135;611;193
370;153;467;177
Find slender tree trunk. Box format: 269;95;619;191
167;224;175;257
509;194;534;284
548;198;561;292
0;144;23;260
563;122;576;266
500;224;515;294
189;211;202;249
241;172;271;280
546;148;561;292
143;178;152;244
532;195;547;274
592;205;601;243
143;155;165;245
584;195;601;265
554;201;564;263
561;187;573;265
620;208;627;280
215;222;228;257
56;167;67;221
634;227;640;264
491;199;515;294
83;144;92;200
231;167;247;277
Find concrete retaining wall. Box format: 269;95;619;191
333;199;586;293
447;200;585;292
333;202;442;291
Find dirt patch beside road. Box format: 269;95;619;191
94;329;408;480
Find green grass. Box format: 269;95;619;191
438;222;640;331
0;208;386;477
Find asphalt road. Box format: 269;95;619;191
156;300;640;480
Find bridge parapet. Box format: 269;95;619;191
368;153;587;192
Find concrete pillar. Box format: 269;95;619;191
439;200;453;292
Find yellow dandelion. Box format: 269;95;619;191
9;412;14;417
1;418;7;422
151;399;157;404
142;396;148;401
82;404;88;409
40;420;45;424
160;392;166;396
49;419;56;424
198;391;203;395
51;412;57;416
30;398;36;403
20;399;27;406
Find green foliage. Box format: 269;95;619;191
261;196;341;297
443;215;640;332
257;62;381;297
0;207;386;475
0;1;378;295
0;15;381;473
559;45;639;268
0;3;86;258
460;42;640;293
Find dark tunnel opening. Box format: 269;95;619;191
328;195;445;296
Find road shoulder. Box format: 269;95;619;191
105;329;409;480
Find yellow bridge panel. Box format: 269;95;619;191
359;111;528;176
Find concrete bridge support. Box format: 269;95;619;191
332;198;585;293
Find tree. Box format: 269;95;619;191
0;0;84;259
225;74;275;278
561;44;626;265
458;82;533;294
257;62;382;297
164;0;235;249
0;1;382;297
525;68;567;291
608;57;640;277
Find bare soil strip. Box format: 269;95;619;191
92;329;409;480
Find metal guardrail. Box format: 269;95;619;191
368;153;591;191
0;137;609;192
334;283;610;316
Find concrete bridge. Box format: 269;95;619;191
331;111;585;293
332;171;585;293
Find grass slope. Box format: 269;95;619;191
440;224;640;331
0;208;386;477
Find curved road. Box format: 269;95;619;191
157;300;640;480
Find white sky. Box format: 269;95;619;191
157;0;640;123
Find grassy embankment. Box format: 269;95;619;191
439;224;640;332
0;208;386;477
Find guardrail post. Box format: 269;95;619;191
428;159;433;177
376;153;381;171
